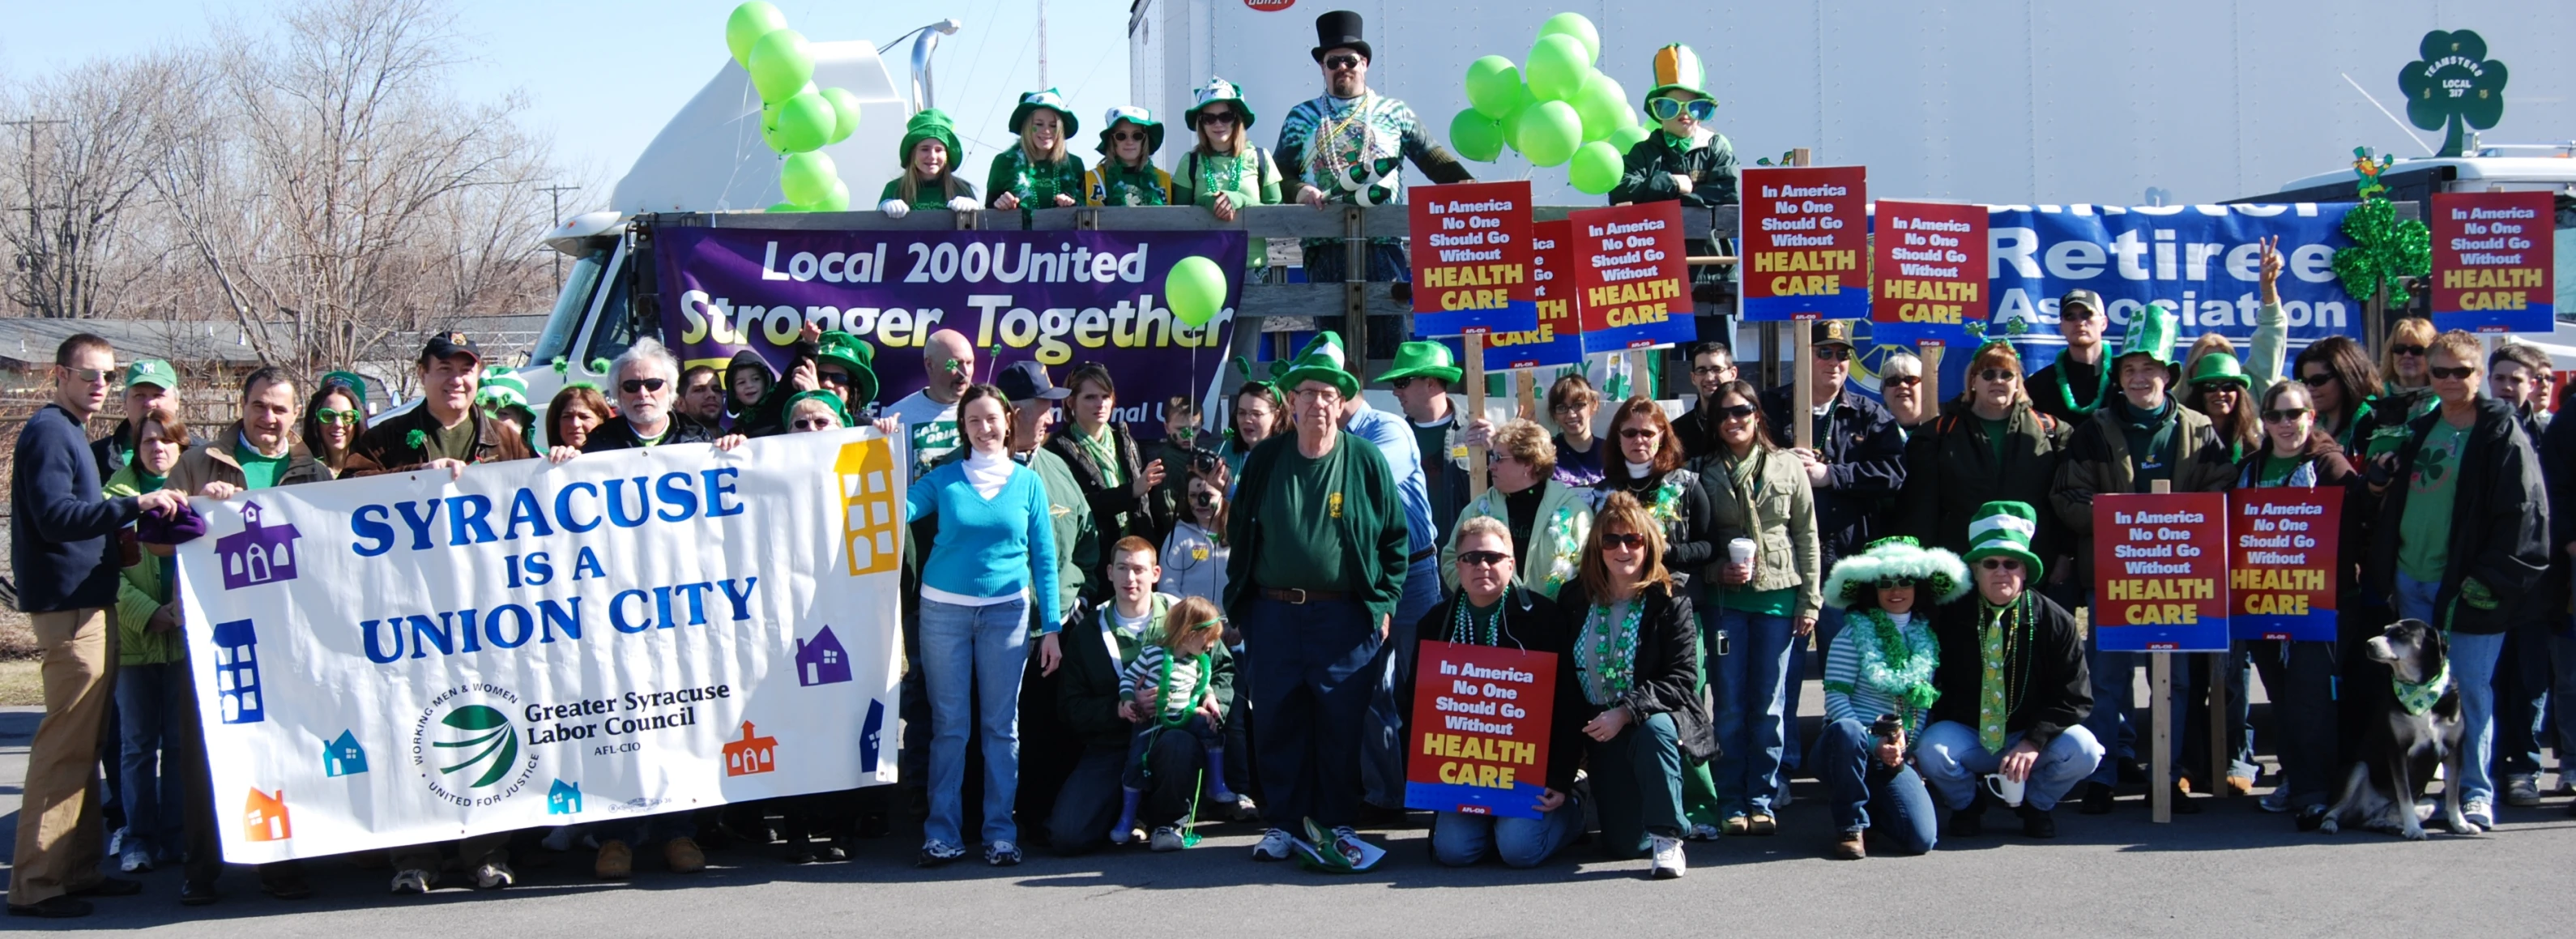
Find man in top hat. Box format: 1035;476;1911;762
2028;288;2112;427
1275;10;1475;284
93;358;186;483
344;331;533;476
1380;340;1474;539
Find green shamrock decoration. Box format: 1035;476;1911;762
2399;30;2508;157
406;429;427;450
2329;147;2430;309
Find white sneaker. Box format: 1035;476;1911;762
118;846;154;873
389;869;435;894
1686;822;1722;841
2504;774;2542;808
1649;834;1687;879
473;862;514;890
1149;826;1185;852
1251;828;1293;861
2462;797;2495;831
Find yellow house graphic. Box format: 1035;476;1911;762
833;439;901;575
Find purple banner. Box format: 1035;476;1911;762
653;227;1249;435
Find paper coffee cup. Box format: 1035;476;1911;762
1727;537;1757;566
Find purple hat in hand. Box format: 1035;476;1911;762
137;499;208;545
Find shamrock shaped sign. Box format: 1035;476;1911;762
2399;30;2508;157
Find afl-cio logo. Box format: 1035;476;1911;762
412;685;537;807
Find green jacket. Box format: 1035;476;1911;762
1610;126;1739;207
1056;593;1237;752
104;467;183;666
1223;432;1410;625
986;147;1085;225
1702;444;1823;618
1439;479;1593;600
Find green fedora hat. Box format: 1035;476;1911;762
1377;340;1461;386
1277;331;1360;399
1008;88;1079;138
1962;502;2045;583
812;331;881;407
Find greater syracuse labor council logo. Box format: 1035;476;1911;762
412;685;538;807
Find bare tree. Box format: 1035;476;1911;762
0;53;195;319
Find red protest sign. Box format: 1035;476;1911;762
2227;486;2340;642
1740;165;1869;322
1410;180;1538;336
1568;201;1694;352
1480;219;1584;369
2430;190;2555;333
1872;200;1986;335
1405;640;1557;819
2092;492;2230;652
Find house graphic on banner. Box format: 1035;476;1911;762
548;779;582;815
723;722;778;777
214;501;301;590
243;788;291;842
860;699;885;772
833;440;900;575
795;626;852;687
209;619;263;724
321;730;367;777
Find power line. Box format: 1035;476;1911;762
536;183;582;284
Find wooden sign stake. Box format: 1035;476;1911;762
1789;147;1817;452
2150;477;2173;824
1465;332;1489;500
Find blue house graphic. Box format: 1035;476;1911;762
860;699;885;772
795;625;853;687
322;730;368;777
214;501;301;590
548;779;582;815
210;619;263;724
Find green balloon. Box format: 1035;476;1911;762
1573;72;1635;143
1568;141;1623;194
1449;109;1505;163
725;2;787;67
779;152;837;206
1525;35;1590;102
812;179;851;211
746;29;813;104
1165;255;1229;328
1500;100;1533;153
1608;124;1653;152
1463;56;1527;120
770;91;834;153
1537;12;1601;65
820;87;863;144
767;201;802;213
1516;100;1583;168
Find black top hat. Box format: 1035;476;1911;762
995;361;1071;402
1311;11;1370;62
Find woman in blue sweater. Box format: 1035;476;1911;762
906;383;1062;868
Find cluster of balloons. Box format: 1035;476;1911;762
727;2;860;211
1449;13;1646;195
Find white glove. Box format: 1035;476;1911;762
877;198;909;219
946;196;981;211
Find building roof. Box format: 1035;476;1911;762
0;314;554;370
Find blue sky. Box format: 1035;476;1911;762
2;0;1130;213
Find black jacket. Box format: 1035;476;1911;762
12;404;139;611
1608;128;1739;207
582;414;719;452
1553;579;1717;762
1929;591;2091;747
2540;408;2576;624
2027;353;2110;427
1045;421;1171;548
1594;466;1716;572
1673;400;1729;464
2366;397;2549;634
1895;399;2070;563
1758;383;1906;566
1403;588;1588;792
344;405;534;475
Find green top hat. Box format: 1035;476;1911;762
2112;301;2180;369
1184;77;1257;130
1962;501;2045;583
123;359;177;391
1644;44;1713;107
778;389;853;433
898;109;966;169
2186;351;2250;389
1377;340;1461;386
1277;331;1359;399
1008;88;1079;138
1821;536;1971;608
1094;105;1166;158
812;331;881;406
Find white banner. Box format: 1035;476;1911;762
176;429;904;861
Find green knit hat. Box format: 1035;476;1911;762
2186;350;2250;389
1822;536;1971;609
1962;502;2045;583
1277;331;1359;399
898;109;966;169
1377;340;1461;386
2112;301;2181;369
476;365;529;411
1007;88;1078;137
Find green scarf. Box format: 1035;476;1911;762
2394;659;2450;717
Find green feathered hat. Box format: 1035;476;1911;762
2112;301;2181;369
1962;502;2045;583
1822;536;1970;609
1277;331;1359;399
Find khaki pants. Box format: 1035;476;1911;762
9;608;116;906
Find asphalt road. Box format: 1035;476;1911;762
4;694;2570;938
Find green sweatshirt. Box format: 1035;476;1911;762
986;147;1086;224
1222;433;1410;625
104;466;183;666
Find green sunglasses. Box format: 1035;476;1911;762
314;408;362;426
1647;97;1717;122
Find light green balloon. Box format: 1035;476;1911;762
1608;124;1653;153
1573;72;1635;143
770;91;834;153
1165;255;1229;327
1449;109;1505;163
1568;141;1623;194
725;2;787;67
1516;100;1583;168
746;29;813;104
779;151;837;206
1525;35;1590;102
1463;56;1527;120
1500;100;1533;153
1537;12;1601;65
820;87;864;144
767;201;803;213
812;178;851;211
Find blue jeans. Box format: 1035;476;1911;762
1916;720;2105;812
113;663;185;860
2182;643;2260;782
1810;719;1938;853
1364;555;1444;808
1431;801;1582;869
1780;605;1845;775
1712;607;1794;816
1242;596;1381;830
2393;571;2504;804
2250;639;2340;806
919;597;1031;847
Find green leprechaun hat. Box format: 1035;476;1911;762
1377;340;1461;386
1184;76;1257;130
1094;105;1165;157
812;331;881;406
898;109;966;168
1009;88;1079;137
1822;536;1970;609
1644;44;1713;108
2111;301;2181;369
476;365;529;411
1277;331;1359;399
1962;502;2045;582
2186;351;2250;390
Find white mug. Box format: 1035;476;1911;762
1726;537;1757;566
1981;772;2027;808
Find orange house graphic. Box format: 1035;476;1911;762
722;721;778;777
833;439;900;575
243;787;291;842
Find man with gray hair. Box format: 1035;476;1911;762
565;337;745;456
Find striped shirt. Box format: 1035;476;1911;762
1821;611;1938;728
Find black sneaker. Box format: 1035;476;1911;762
6;897;91;919
68;877;142;898
856;811;893;839
915;839;966;868
1948;798;1986;838
2118;759;2149;785
2294;804;2329;832
2017;802;2058;839
2077;782;2115;815
2170;784;2202;814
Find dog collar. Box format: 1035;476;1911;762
2393;660;2450;717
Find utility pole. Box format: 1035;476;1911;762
536;184;582;284
3;117;66;318
1037;0;1050;87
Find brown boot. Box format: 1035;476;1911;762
663;837;706;873
594;840;633;880
1832;831;1866;860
